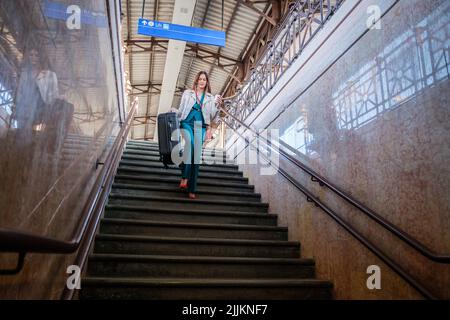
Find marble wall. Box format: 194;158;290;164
0;0;124;299
231;0;450;299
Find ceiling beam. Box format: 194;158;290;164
125;39;240;64
131;82;185;95
191;54;241;83
133;115;157;125
221;0;294;98
184;45;239;64
127;41;240;83
236;0;277;26
207;1;241;87
221;1;272;96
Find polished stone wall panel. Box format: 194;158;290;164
233;0;449;299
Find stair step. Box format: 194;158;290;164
99;218;287;240
105;204;278;226
107;193;269;213
87;253;315;279
111;183;262;202
123;149;235;165
94;234;300;258
119;159;242;176
125;144;159;150
121;154;238;170
124;145;163;151
127;142;157;146
127;141;223;153
117;166;248;184
114;175;255;193
126;144;226;156
81;277;332;300
125;146;226;160
125;141;159;146
118;162;243;178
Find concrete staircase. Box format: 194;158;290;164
80;140;333;299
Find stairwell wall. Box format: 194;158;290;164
0;0;126;299
227;0;450;299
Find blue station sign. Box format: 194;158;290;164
137;18;226;47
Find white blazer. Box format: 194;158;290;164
36;70;59;105
175;89;219;127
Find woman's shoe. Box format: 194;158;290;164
179;179;187;190
188;193;196;199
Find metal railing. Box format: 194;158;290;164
225;0;345;131
0;99;138;281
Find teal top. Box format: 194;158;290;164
191;91;205;111
181;92;206;127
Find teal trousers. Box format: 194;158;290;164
180;107;207;193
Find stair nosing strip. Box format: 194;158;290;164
101;218;286;231
125;147;226;154
127;142;223;152
88;253;314;265
119;160;241;174
124;149;229;157
123;155;237;166
82;277;332;288
121;156;238;168
96;233;300;247
111;183;261;198
108;193;269;207
117;167;246;181
105;204;277;218
121;156;237;169
119;161;243;176
125;145;226;152
114;175;252;188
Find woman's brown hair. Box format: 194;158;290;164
192;71;211;93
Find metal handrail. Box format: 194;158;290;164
0;98;138;275
218;103;447;299
220;104;450;264
222;117;436;299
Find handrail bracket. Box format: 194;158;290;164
0;252;26;275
